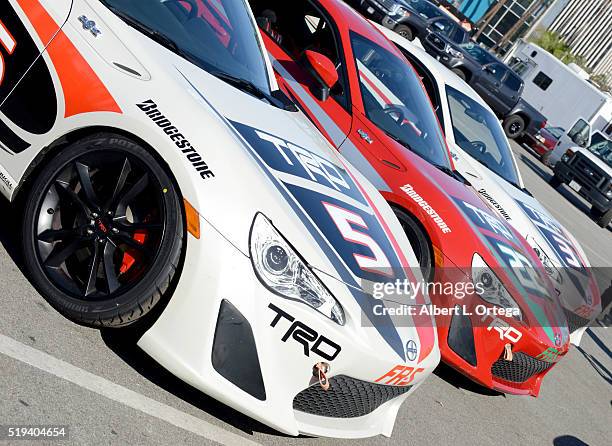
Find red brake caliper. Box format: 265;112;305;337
119;219;149;274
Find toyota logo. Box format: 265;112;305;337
405;340;418;361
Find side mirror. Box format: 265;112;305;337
433;22;445;32
303;50;338;101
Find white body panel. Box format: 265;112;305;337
0;0;439;437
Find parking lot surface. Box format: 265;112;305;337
0;141;610;446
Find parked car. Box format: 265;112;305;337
551;132;612;228
385;28;601;345
544;117;593;167
353;0;448;41
526;125;565;158
253;0;570;396
0;0;441;438
421;34;547;140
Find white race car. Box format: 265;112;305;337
380;28;601;346
0;0;440;438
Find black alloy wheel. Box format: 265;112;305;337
23;134;183;327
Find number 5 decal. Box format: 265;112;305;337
323;202;392;277
0;20;17;86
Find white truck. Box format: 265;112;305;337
506;41;612;166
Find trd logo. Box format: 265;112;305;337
268;303;341;361
482;315;522;343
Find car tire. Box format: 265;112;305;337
394;25;414;41
22;133;184;328
392;206;433;281
503;115;525;139
591;207;612;228
548;175;562;189
451;68;467;81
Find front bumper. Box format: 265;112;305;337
554;162;611;212
138;216;439;437
428;267;567;396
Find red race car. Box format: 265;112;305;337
250;0;570;396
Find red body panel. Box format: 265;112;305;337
255;0;569;395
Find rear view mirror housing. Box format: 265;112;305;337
303;50;338;101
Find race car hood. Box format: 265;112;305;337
450;143;601;317
147;57;438;363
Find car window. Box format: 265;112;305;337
396;46;444;124
459;43;496;65
430;18;455;38
251;0;349;109
450;26;468;44
407;0;441;19
485;63;506;81
588;139;612;167
503;73;522;92
101;0;271;94
446;86;521;186
548;127;564;139
351;32;450;169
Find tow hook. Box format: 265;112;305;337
503;343;513;361
313;362;330;391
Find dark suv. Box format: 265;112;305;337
422;36;546;139
353;0;449;41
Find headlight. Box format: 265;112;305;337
471;254;522;321
526;236;563;286
250;213;345;325
390;4;410;16
445;46;464;59
606;187;612;198
561;149;574;163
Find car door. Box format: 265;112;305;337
474;62;507;114
253;0;353;147
1;0;72;153
497;71;522;114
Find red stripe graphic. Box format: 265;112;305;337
16;0;121;117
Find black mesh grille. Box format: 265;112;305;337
563;307;591;333
491;352;553;383
293;375;411;418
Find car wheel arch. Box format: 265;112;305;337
13;126;187;208
386;199;437;282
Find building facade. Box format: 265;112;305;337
458;0;553;53
548;0;612;81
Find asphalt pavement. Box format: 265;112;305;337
0;141;610;446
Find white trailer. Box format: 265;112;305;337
505;40;612;136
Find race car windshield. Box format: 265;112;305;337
446;86;521;186
351;32;451;169
100;0;271;95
